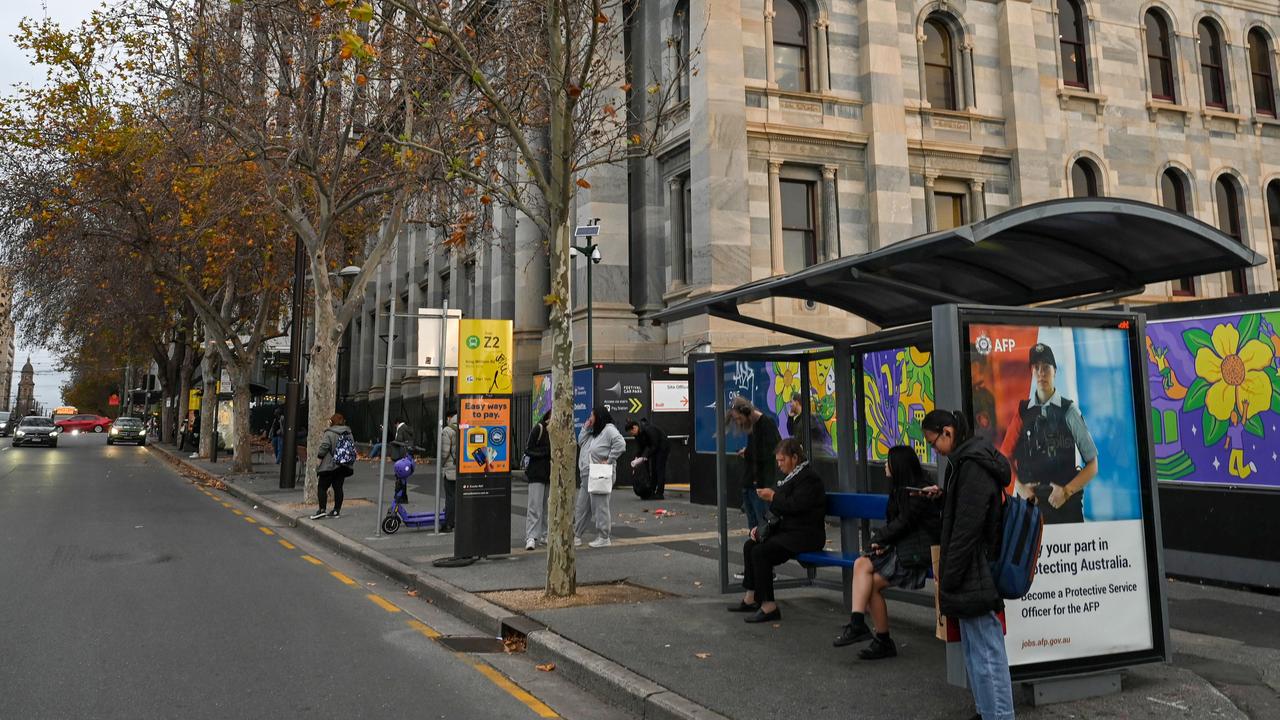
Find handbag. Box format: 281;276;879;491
587;463;615;494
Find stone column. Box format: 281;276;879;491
768;159;785;274
861;0;914;247
815;18;830;94
962;42;977;112
924;175;937;231
668;176;686;285
968;178;986;222
763;1;776;88
998;0;1050;205
821;165;839;261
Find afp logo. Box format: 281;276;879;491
974;335;1016;356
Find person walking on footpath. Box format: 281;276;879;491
523;408;552;549
727;438;826;624
269;409;284;464
834;445;941;659
390;418;415;461
312;413;357;520
439;409;459;532
574;406;626;548
921;409;1015;720
626;418;670;499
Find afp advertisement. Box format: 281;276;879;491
968;322;1154;666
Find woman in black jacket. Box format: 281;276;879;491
833;445;941;659
728;437;826;624
523;408;552;550
921;410;1014;720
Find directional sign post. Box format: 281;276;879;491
572;222;601;364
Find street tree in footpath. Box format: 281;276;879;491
365;0;697;595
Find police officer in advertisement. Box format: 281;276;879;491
1000;343;1099;524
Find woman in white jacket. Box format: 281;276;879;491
575;405;627;548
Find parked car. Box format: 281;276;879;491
12;417;61;447
54;413;114;434
0;411;11;437
107;417;147;446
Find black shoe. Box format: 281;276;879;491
727;601;760;613
745;607;781;623
858;636;897;660
833;622;873;647
310;510;328;520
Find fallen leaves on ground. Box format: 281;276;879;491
536;662;556;672
694;652;711;659
406;589;420;597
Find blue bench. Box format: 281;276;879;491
795;492;889;576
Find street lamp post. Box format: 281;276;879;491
570;221;602;364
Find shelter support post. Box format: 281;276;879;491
833;342;858;612
715;356;730;595
931;303;969;687
1028;673;1121;706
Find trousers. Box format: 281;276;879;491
741;537;794;603
317;470;345;513
526;482;549;543
959;611;1015;720
574;482;612;540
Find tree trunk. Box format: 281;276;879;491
229;360;254;473
178;341;196;443
304;330;340;505
160;389;175;445
545;216;577;598
199;344;217;457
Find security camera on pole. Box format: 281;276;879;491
570;220;602;364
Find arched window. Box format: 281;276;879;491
773;0;809;92
1199;20;1228;109
1161;169;1194;295
1215;175;1247;294
674;0;690;102
1267;180;1280;271
1057;0;1088;88
1070;159;1100;198
923;18;956;109
1248;28;1276;117
1145;11;1176;101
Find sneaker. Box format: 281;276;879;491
310;510;328;520
573;536;583;547
858;636;898;660
588;537;611;548
525;539;536;551
328;510;340;518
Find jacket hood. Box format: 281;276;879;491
327;425;352;434
951;437;1011;488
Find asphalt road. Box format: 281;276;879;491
0;434;620;720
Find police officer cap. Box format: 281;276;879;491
1029;343;1056;368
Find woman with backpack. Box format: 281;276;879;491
312;413;356;520
920;409;1014;720
523;408;552;550
833;445;941;659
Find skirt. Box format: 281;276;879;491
871;548;929;590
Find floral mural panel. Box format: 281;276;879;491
862;346;935;465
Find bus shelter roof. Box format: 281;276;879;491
649;198;1264;339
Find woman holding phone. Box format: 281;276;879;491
574;406;626;548
833;445;941;659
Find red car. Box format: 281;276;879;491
55;414;114;434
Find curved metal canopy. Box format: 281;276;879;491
649;198;1265;332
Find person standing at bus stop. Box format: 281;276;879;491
728;397;780;531
626;418;670;500
922;409;1014;720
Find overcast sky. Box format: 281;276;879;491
3;1;103;410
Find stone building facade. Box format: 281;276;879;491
344;0;1280;406
14;358;34;418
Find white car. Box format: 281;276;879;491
12;416;61;447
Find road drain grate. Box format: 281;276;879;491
437;636;507;653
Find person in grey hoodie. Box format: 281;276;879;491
312;413;354;520
439;409;459;532
574;405;626;548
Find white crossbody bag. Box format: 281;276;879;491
587;463;615;494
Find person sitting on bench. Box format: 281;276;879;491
834;445;941;659
728;438;826;624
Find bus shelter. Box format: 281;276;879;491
651;198;1262;699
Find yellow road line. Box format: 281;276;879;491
221;502;232;508
301;555;324;566
406;619;441;639
330;571;357;586
231;509;243;516
469;660;560;718
258;527;275;536
243;516;257;524
366;594;401;613
278;539;296;550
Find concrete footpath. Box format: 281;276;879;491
150;443;1279;720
